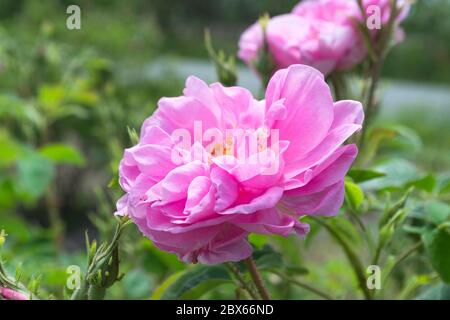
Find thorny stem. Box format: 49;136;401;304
245;257;271;300
225;263;259;300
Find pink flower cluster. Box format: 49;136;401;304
238;0;411;75
116;64;363;264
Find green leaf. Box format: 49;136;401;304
347;169;385;183
403;225;427;235
0;132;22;167
345;180;364;210
361;127;397;163
16;151;54;200
39;143;86;167
406;174;436;193
383;125;422;153
422;228;450;283
329;216;362;246
180;279;232;299
123;269;153;299
425;201;450;225
417;282;450;300
361;159;419;191
0;216;31;242
159;265;232;300
379;188;413;228
285;265;309;276
252;245;284;270
151;271;184;300
248;234;268;249
437;174;450;194
38;84;65;110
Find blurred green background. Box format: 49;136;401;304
0;0;449;299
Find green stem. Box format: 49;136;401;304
372;242;382;266
358;0;398;149
329;72;346;101
244;257;271;300
384;241;422;284
87;286;106;300
311;216;372;299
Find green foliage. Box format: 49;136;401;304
347;168;385;183
417;282;450;300
345;180;365;211
39;144;86;167
154;265;233;300
422;229;450;283
16;151;54;200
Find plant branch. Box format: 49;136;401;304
244;257;271;300
225;262;259;300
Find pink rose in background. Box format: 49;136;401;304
239;0;411;76
116;64;363;264
357;0;411;42
292;0;366;71
292;0;358;25
239;13;362;75
358;0;411;26
0;287;29;300
239;1;364;75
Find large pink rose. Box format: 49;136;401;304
116;64;363;264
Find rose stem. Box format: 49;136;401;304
244;257;271;300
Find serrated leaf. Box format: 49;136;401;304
422;228;450;283
39;143;86;167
